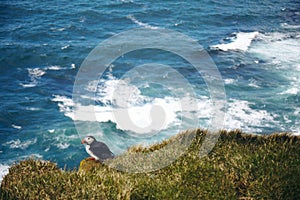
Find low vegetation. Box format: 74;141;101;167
1;129;299;199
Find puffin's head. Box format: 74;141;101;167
81;136;96;145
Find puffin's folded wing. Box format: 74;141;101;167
90;142;114;161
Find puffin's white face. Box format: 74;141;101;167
81;136;95;145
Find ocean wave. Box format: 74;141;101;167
291;108;300;135
52;53;292;136
19;82;38;88
25;107;41;111
53;70;205;134
280;23;300;29
50;26;67;32
28;68;46;77
280;87;299;95
127;15;159;30
50;91;280;136
47;64;76;71
95;73;150;106
225;99;276;133
46;65;64;70
0;164;10;184
248;78;260;88
12;124;22;129
61;44;70;50
120;0;134;3
20;65;75;87
20;68;46;88
3;138;37;150
210;31;259;51
55;143;70;150
53;95;183;134
224;78;237;85
250;32;300;68
48;129;55;133
19;154;43;160
52;95;75;119
249;31;300;96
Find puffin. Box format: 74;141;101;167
81;136;114;162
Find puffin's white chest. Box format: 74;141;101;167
85;145;99;160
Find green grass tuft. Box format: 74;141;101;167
1;129;300;199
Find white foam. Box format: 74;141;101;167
100;76;149;107
211;31;259;51
50;27;66;32
248;79;260;88
250;33;300;67
28;154;43;159
224;99;276;133
280;87;299;95
46;64;75;71
28;68;46;77
224;78;236;84
127;15;159;30
113;97;182;133
46;65;64;70
51;133;79;150
12;124;22;129
61;45;70;50
4;138;37;150
291;108;300;136
280;23;300;29
85;80;99;93
55;143;70;149
20;82;37;88
53;72;202;134
294;108;300;116
0;164;10;184
60;97;183;134
79;17;86;23
249;32;300;96
121;0;134;3
20;68;46;88
25;107;41;111
52;95;75;119
48;129;55;133
52;95;74;105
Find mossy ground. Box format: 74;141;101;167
1;129;299;199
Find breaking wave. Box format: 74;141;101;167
211;31;259;51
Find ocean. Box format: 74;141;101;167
1;0;299;180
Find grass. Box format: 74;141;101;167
1;129;300;199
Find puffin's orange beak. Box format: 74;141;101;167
81;139;86;144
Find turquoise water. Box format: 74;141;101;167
0;0;299;177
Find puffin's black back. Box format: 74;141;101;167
90;140;114;161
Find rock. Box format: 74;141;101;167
79;159;104;172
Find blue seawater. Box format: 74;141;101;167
0;0;299;178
